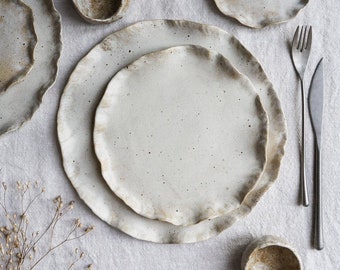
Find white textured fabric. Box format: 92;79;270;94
0;0;339;269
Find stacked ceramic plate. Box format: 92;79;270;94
0;0;61;136
58;20;287;243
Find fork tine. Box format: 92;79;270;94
302;26;308;51
306;26;312;50
297;26;304;50
293;26;300;49
299;25;307;51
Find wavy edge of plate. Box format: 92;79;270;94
0;0;62;137
0;0;37;93
93;44;269;226
214;0;310;28
57;19;287;243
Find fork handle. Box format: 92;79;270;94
300;79;309;207
314;140;324;250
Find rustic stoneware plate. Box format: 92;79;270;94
94;45;268;226
58;20;286;243
0;0;62;136
214;0;309;28
72;0;130;24
0;0;37;93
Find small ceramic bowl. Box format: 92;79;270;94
241;236;303;270
72;0;130;24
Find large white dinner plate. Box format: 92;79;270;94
58;20;286;243
0;0;61;136
0;0;36;93
94;45;268;226
214;0;309;28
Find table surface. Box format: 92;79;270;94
0;0;339;269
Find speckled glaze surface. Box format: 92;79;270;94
0;0;37;93
72;0;130;24
214;0;309;28
241;236;303;270
58;20;286;243
94;45;268;226
0;0;62;136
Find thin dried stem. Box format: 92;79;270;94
68;250;85;270
30;223;91;270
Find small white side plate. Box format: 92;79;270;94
94;45;267;226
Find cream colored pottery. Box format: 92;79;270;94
0;0;36;93
58;20;287;243
242;236;303;270
0;0;62;136
94;45;268;226
214;0;309;28
72;0;130;24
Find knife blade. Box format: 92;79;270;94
309;58;324;147
308;58;324;250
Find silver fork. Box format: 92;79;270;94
291;25;312;207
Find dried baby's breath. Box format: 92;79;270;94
0;181;94;269
84;227;95;234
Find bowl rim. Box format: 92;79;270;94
241;235;303;270
72;0;130;24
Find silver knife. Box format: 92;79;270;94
308;58;324;250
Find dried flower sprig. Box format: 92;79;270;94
0;181;94;269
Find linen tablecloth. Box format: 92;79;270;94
0;0;339;268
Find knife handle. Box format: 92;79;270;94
314;140;324;250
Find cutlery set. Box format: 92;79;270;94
292;26;325;250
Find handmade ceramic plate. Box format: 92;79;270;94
214;0;309;28
94;45;268;226
0;0;36;93
0;0;61;136
58;20;286;243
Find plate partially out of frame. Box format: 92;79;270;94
0;0;36;93
0;0;61;136
214;0;309;28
